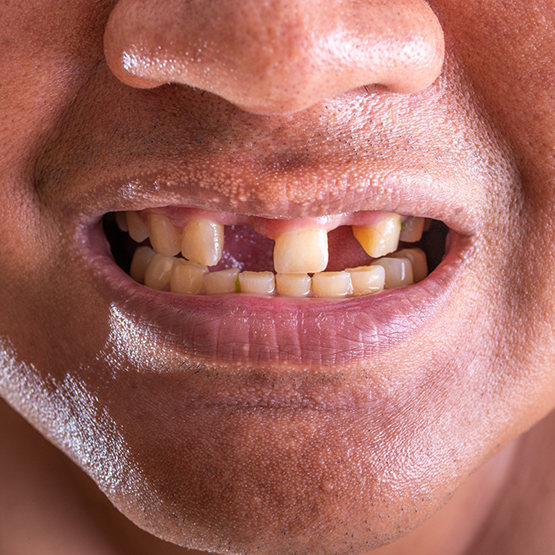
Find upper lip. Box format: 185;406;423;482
45;77;483;235
68;164;479;237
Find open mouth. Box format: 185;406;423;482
92;200;462;365
103;208;449;299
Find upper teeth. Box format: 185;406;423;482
273;228;328;274
181;219;224;267
148;213;181;256
118;210;430;298
352;213;402;258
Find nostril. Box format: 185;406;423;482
104;0;445;114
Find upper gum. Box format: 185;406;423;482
140;207;405;239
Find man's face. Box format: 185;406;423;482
1;1;555;553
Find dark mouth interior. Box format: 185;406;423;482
102;213;449;276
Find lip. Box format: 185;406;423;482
82;207;472;366
61;159;481;235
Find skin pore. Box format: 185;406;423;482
2;1;555;554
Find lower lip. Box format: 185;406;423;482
86;223;468;366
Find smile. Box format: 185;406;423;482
86;193;470;367
106;208;445;297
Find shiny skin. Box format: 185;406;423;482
2;1;555;554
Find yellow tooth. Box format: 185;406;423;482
170;259;208;295
115;212;128;232
238;271;276;295
400;217;425;243
126;211;149;243
144;253;174;290
346;265;385;296
203;268;239;295
148;213;181;256
130;246;156;284
274;228;328;274
181;219;224;267
276;273;312;297
390;248;428;282
312;271;352;298
371;257;414;289
352;213;402;258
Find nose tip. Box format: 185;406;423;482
104;0;445;115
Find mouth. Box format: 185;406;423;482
104;208;449;297
90;201;467;366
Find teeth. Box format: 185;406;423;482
371;257;414;289
352;213;402;258
346;265;385;296
238;271;276;295
181;219;224;267
124;210;430;297
148;213;182;256
130;246;156;284
274;228;328;274
144;253;174;291
312;271;352;298
170;259;208;295
390;248;428;282
126;211;150;243
203;268;240;295
400;217;425;243
276;273;312;297
116;212;128;232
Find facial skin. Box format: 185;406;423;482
2;1;555;554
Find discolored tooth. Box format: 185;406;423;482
371;257;414;289
170;259;208;295
312;271;352;298
144;253;174;291
130;246;156;284
181;219;224;267
126;211;149;243
115;212;128;232
400;217;425;243
148;213;181;256
274;228;328;274
204;268;239;295
238;271;275;295
352;213;402;258
390;248;428;282
276;274;312;297
346;265;385;296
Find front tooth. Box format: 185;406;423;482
346;265;385;296
181;219;224;267
170;259;208;295
371;257;414;289
148;213;182;256
204;268;239;295
126;211;149;243
130;246;156;284
400;217;425;243
352;213;402;258
312;271;352;298
390;248;428;282
238;271;276;295
274;228;328;274
144;253;174;290
276;274;312;297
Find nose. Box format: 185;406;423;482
104;0;444;115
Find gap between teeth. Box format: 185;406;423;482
123;211;429;298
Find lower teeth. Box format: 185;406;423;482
103;213;448;298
